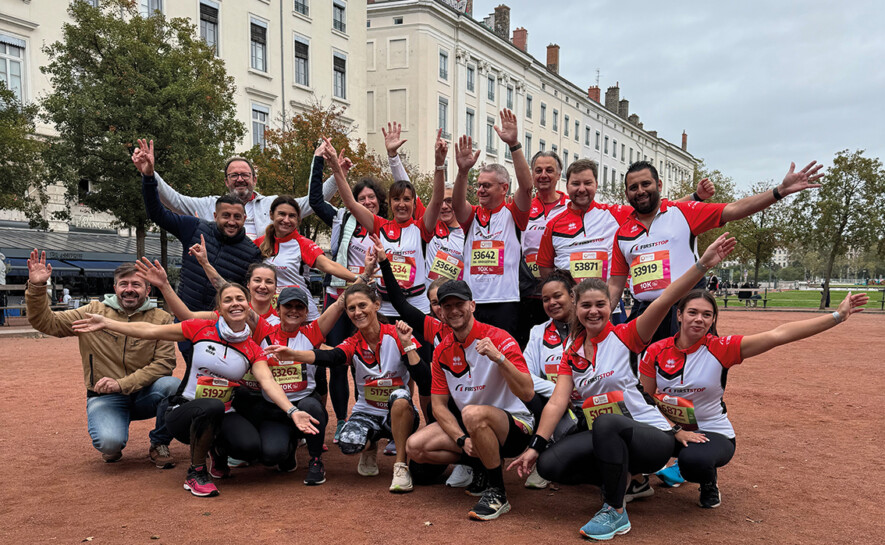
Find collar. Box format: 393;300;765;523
277;324;308;339
456;318;487;347
256;305;278;320
567;200;603;217
626;198;674;226
480;200;506;215
671;332;711;355
535;191;568;207
272;229;300;253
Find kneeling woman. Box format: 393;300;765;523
640;289;868;509
509;234;736;540
73;283;319;497
266;283;430;493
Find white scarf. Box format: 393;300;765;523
216;316;251;343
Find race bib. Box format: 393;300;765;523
470;240;505;275
195;376;235;411
428;250;464;281
569;251;608;281
525;253;541;279
581;391;630;430
268;359;308;393
546;363;582;404
239;370;260;391
363;377;406;410
654;394;698;431
388;254;417;289
630;251;671;295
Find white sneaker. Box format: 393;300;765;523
357;441;379;477
446;464;473;488
524;466;550;489
389;462;413;493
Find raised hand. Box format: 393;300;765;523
780;161;824;196
493;109;518;146
696;177;715;201
699;232;737;269
454;135;481;172
338;148;354;175
382;121;407;157
476;337;503;363
314;139;328;157
836;291;869;321
188;234;209;266
132;138;155;176
321;137;342;173
434;128;448;167
72;313;108;333
134;257;168;287
27;249;52;285
395;320;414;347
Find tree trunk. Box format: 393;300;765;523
821;246;838;310
753;240;762;285
160;228;168;270
136;221;146;260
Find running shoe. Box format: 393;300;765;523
277;453;298;473
384;439;397;456
524;466;550;489
207;447;230;479
465;467;489;497
698;481;721;509
579;504;631;540
446;464;474;488
468;487;510;521
389;462;413;493
227;457;249;468
184;465;219;497
625;475;654;502
102;451;122;463
304;457;326;486
149;443;175;469
357;442;379;477
333;419;346;444
655;461;684;488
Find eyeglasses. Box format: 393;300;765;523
226;173;253;181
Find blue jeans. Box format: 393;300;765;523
85;376;180;454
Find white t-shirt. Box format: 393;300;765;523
461;201;530;304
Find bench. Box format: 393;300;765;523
722;288;768;308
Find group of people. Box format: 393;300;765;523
26;109;869;539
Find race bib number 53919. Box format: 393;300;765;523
629;251;671;294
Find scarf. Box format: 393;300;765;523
216;315;251;344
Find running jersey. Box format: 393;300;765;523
338;322;419;417
425;221;465;282
461;201;530;304
326;209;376;298
537;201;633;281
256;305;280;327
431;320;534;424
559;322;669;430
523;319;568;399
179;319;265;406
373;215;433;316
259;320;326;403
423;314;453;348
254;230;325;319
612;199;727;301
640;333;744;438
233;315;277;391
522;192;569;279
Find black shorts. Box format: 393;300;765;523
452;406;533;459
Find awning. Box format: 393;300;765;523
7;258;84;278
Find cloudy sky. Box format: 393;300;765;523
473;0;885;191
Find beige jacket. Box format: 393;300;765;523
26;282;176;395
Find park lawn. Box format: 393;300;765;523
715;289;884;309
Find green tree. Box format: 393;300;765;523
785;149;885;308
40;0;244;257
728;180;787;285
0;82;49;228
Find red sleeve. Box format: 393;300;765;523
458;205;478;231
536;221;556;268
505;200;530;231
611;233;629;276
417;217;434;243
614;321;648;354
337;334;359;361
676;201;727;235
372;215;386;236
608;204;634;225
639;340;666;377
241;338;266;365
496;331;529;373
414;195;426;220
423;315;444;344
302;320;326;348
707;335;744;368
557;352;573;376
430;345;450;395
296;233;325;267
251;317;277;345
180;319;213;342
253;235;265;248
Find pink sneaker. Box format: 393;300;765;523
207;448;230;479
184;465;219;497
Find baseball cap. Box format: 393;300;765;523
436;280;473;303
277;287;310;307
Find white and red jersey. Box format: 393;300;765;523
537;201;633;282
612;199;726;301
640;333;744;438
179;319;265;408
425;221;465;282
326;210;377;298
431;320;534;424
373;215;434;316
522;192;569;278
461;201;530;304
559;322;669;430
254;230;325;319
523;319;568;400
423;314;453;348
255;305;280;327
259;320;326;403
338;323;420;417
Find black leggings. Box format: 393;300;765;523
235;393;328;462
676;431;736;485
537;430;601;485
592;414;676;509
165;398;262;466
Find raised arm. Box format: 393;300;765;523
675;177;716;203
635;233;736;343
422;130;447;233
321;137;376;231
383;122;410;182
316;293;347;336
720;161;823;223
72;312;187;342
25;249;84;337
371;237;429;341
135;139;199;241
307;150;338;227
134;258;215;322
452;135;481;225
494;108;532;212
475;337;534;402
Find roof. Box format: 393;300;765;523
0;226;183;264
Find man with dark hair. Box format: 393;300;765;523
26;250;179;467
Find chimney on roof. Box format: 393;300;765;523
648;130;658;138
628;113;640;125
618;99;629;119
587;85;600;102
682;131;688;151
512;27;527;52
493;4;510;40
637;121;644;129
547;44;560;74
605;83;619;113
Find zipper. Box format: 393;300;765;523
89;354;95;388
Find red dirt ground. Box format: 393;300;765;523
1;311;882;544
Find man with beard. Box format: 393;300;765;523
26;251;179;468
608;159;823;341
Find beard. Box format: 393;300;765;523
631;190;660;215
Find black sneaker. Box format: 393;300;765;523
277;453;298;473
304;457;326;486
465;467;488;497
698;481;721;508
468;486;511;520
625;475;654;502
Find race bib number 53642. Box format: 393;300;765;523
470;240;504;275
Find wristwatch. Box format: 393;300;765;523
286;406;299;417
670;424;683;434
456;434;469;448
